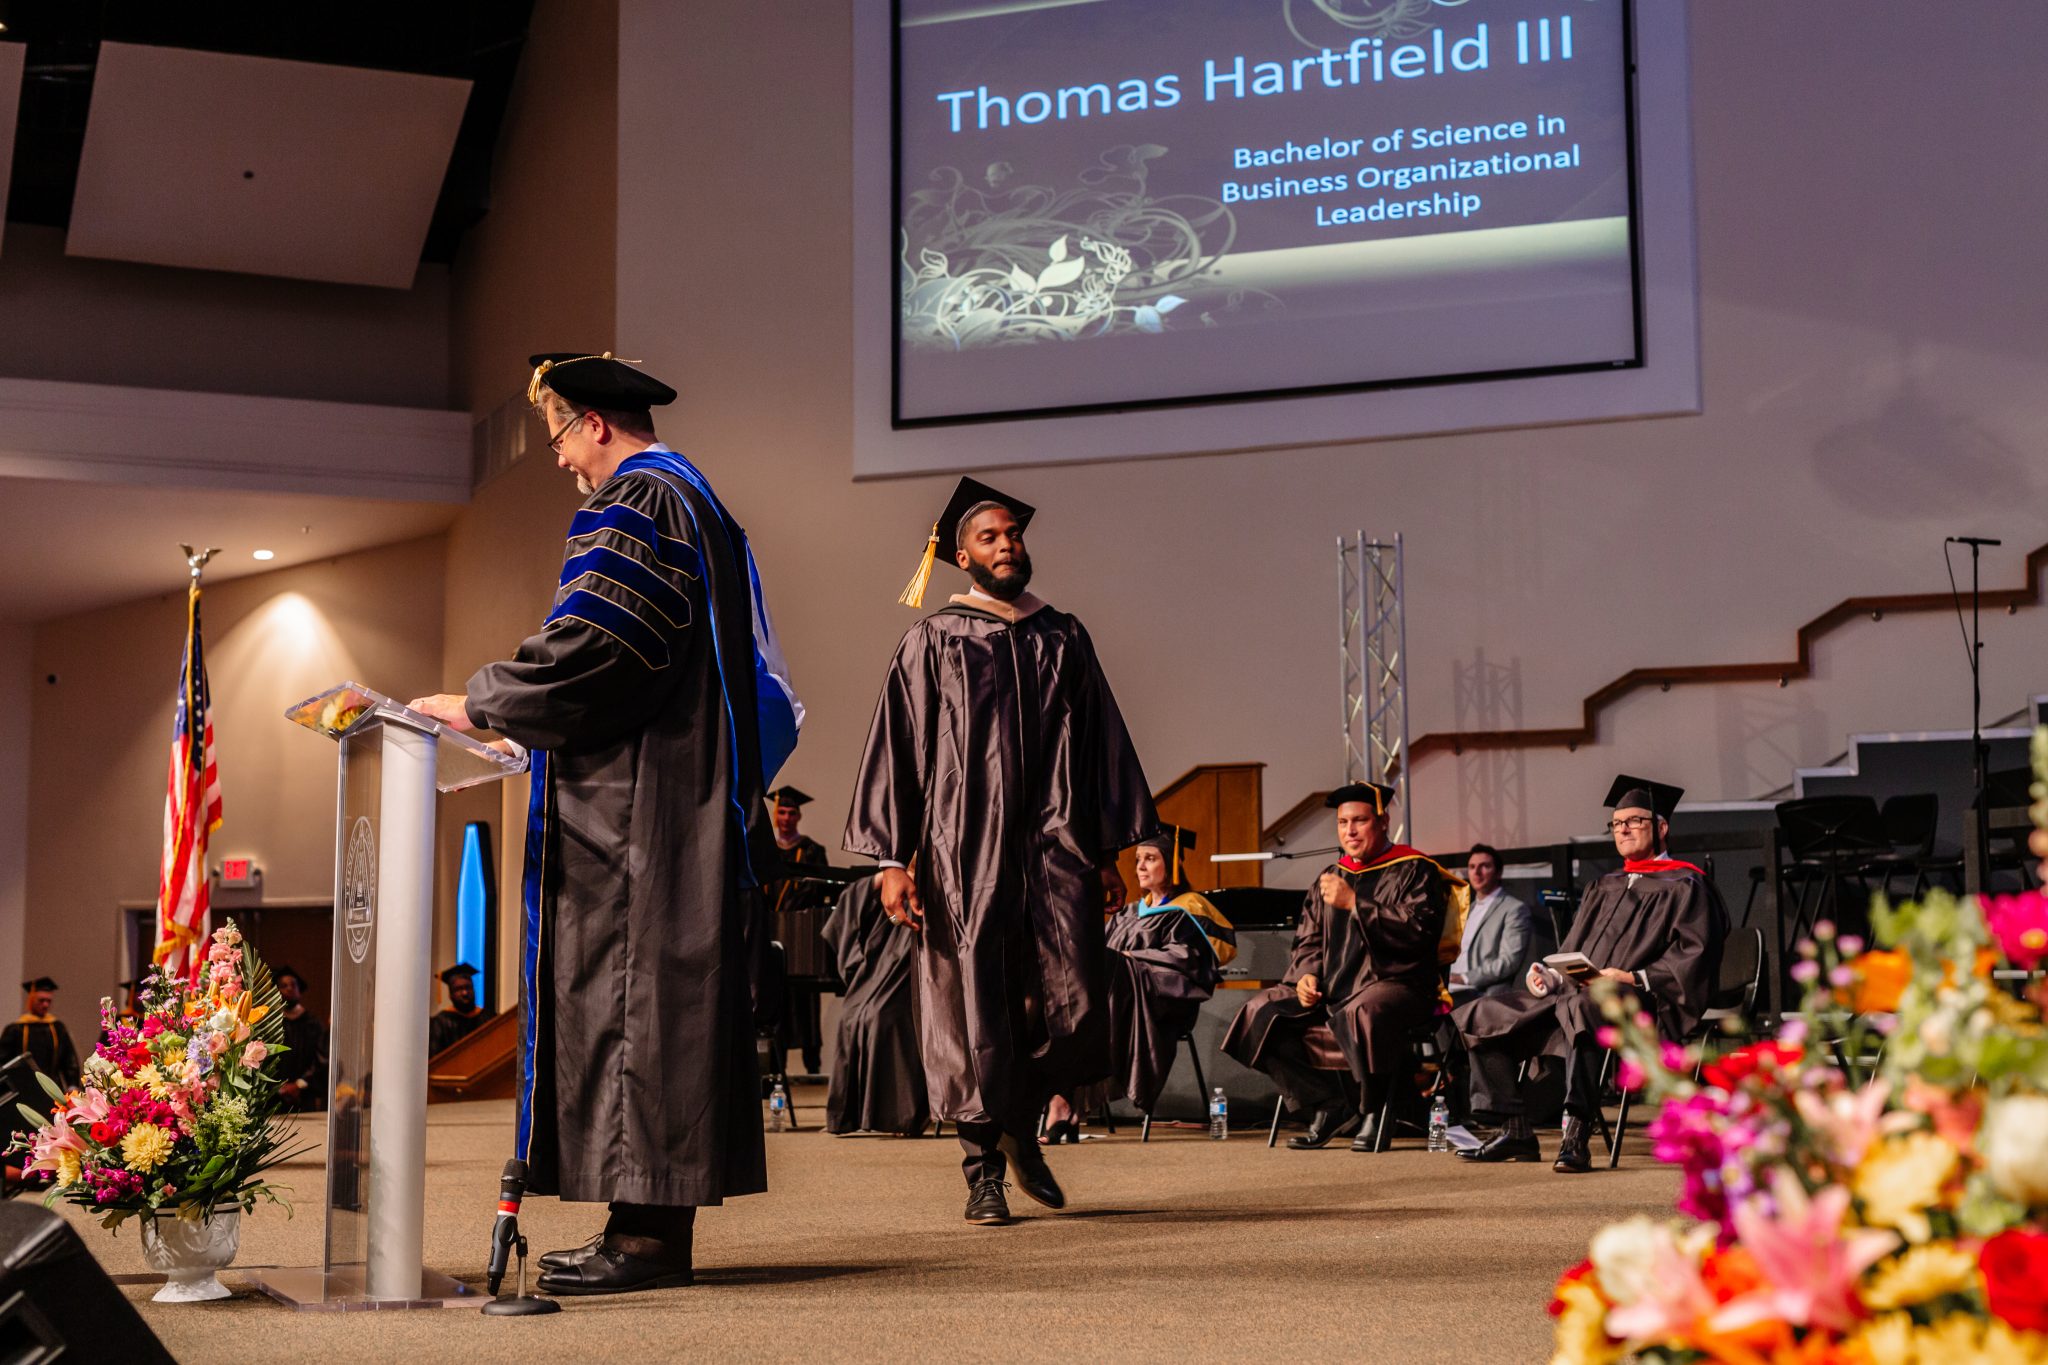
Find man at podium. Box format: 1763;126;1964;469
411;353;800;1295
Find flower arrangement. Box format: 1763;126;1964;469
1554;729;2048;1364
9;922;309;1229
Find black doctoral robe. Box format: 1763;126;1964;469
467;450;770;1208
1106;895;1232;1112
845;594;1156;1129
820;877;928;1135
1222;851;1450;1083
0;1015;80;1118
429;1007;493;1057
1454;863;1726;1058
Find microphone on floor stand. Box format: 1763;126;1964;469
1945;536;2002;547
482;1157;560;1316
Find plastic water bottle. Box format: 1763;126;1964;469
768;1081;789;1132
1209;1086;1228;1140
1427;1091;1450;1152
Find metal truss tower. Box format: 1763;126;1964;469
1338;533;1411;842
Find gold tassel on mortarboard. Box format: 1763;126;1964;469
898;524;941;609
526;351;643;408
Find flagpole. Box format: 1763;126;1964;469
157;545;223;981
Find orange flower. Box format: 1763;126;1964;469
1704;1245;1766;1303
1848;951;1911;1014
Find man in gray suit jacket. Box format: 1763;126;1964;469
1447;844;1546;1005
1437;845;1549;1121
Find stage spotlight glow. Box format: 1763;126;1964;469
252;549;275;561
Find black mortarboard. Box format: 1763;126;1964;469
1325;782;1397;816
271;965;305;987
526;352;678;410
1604;774;1684;818
1138;824;1199;883
21;977;57;992
766;786;813;809
899;477;1037;609
438;964;480;985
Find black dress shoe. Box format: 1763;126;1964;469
537;1232;603;1273
1553;1117;1593;1173
1285;1107;1358;1150
1348;1113;1382;1152
965;1178;1011;1225
535;1243;693;1296
1000;1134;1067;1210
1458;1130;1542;1163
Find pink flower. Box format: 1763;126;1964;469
1984;891;2048;970
62;1088;110;1126
1617;1057;1648;1091
25;1116;89;1177
1596;1026;1620;1049
241;1040;268;1067
1603;1226;1719;1343
1793;1077;1892;1169
1790;960;1820;984
1710;1174;1897;1334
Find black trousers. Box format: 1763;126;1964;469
1256;1025;1377;1117
955;1118;1038;1186
1470;1038;1603;1120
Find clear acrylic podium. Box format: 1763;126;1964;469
256;683;527;1310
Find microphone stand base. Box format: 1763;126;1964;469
482;1294;561;1316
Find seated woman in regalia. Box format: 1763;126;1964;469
1042;825;1236;1143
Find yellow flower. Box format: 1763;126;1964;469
1861;1242;1980;1310
119;1122;176;1173
1854;1132;1959;1244
1856;1311;2048;1365
53;1149;82;1189
1549;1279;1626;1365
133;1063;173;1102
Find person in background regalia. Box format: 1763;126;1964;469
272;966;328;1113
1455;776;1725;1173
846;477;1156;1227
428;963;493;1056
411;352;802;1295
762;786;832;1076
1;978;80;1119
819;870;929;1137
1222;784;1462;1153
1043;825;1236;1142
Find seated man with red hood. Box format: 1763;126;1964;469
1454;775;1726;1173
1222;783;1458;1153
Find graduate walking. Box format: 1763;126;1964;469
846;478;1156;1226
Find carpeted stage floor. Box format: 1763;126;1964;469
67;1086;1677;1362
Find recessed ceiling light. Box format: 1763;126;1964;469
252;549;275;561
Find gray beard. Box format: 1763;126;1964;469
576;474;595;496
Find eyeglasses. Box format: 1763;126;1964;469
544;410;586;451
1605;815;1655;833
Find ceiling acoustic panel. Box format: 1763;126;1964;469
0;42;23;255
66;43;472;288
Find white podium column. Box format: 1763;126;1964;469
366;723;436;1300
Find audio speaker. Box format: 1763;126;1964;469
0;1200;173;1363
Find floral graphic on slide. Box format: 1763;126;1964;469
900;144;1276;351
1285;0;1468;49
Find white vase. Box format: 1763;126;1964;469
140;1208;241;1302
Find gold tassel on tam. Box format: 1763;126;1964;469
898;524;941;608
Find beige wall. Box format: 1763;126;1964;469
440;0;621;1003
25;537;446;1041
0;625;28;1001
0;225;452;407
610;1;2048;857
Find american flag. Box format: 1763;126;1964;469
154;578;223;980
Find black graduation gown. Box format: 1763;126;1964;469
467;459;768;1207
844;597;1157;1128
428;1007;492;1056
1454;865;1726;1057
819;878;929;1135
277;1007;328;1112
1105;900;1224;1112
0;1016;80;1118
1222;855;1448;1081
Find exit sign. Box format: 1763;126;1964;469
218;858;259;889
